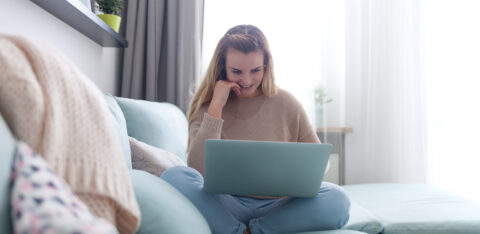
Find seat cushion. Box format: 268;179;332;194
342;201;383;234
343;183;480;234
297;230;367;234
0;115;15;234
116;97;188;161
105;94;132;169
131;169;210;234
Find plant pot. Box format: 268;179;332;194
98;14;121;33
315;104;324;127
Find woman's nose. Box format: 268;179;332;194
240;74;252;83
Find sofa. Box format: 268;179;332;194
2;94;480;234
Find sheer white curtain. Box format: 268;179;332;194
423;0;480;201
203;1;480;197
344;0;427;184
203;0;428;184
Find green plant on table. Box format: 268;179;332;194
314;86;333;106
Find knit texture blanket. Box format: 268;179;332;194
0;35;140;233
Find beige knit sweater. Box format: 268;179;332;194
0;35;140;233
188;88;321;175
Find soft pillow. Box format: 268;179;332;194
105;93;132;169
115;97;188;161
131;169;211;234
10;142;118;234
130;137;186;177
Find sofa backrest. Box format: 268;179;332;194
115;97;189;162
0;114;15;233
105;94;132;170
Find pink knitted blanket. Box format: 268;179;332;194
0;35;140;233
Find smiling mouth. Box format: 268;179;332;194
239;84;254;89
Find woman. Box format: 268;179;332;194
161;25;350;234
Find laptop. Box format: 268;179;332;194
203;139;332;197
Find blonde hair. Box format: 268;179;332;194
188;25;277;127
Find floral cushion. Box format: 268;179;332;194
10;142;118;234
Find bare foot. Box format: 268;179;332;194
243;226;251;234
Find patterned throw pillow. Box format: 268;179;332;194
10;142;118;234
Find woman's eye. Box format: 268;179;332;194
252;69;260;73
232;70;241;74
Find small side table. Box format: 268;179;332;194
316;127;353;185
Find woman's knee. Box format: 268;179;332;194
317;182;351;228
319;182;349;198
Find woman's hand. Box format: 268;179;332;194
207;80;241;119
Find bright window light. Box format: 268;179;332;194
423;0;480;202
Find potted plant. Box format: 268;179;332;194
96;0;123;33
314;86;333;127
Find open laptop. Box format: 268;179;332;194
203;139;332;197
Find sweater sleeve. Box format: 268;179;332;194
295;101;321;144
294;98;331;174
187;112;224;175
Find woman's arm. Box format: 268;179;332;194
187;80;240;175
207;80;241;119
187;112;223;175
296;97;321;144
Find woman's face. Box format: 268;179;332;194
225;48;265;98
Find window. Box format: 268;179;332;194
423;0;480;201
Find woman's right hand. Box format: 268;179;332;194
207;80;241;119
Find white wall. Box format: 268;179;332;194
0;0;122;94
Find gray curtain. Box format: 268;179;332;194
121;0;204;112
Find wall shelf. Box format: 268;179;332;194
30;0;128;47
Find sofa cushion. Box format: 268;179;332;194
116;97;188;161
342;201;383;234
0;115;15;234
131;169;210;234
343;183;480;234
105;94;132;169
297;230;367;234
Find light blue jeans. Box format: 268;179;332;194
161;166;350;234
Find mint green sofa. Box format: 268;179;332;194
0;98;210;234
3;95;480;234
0;96;363;234
107;96;480;234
